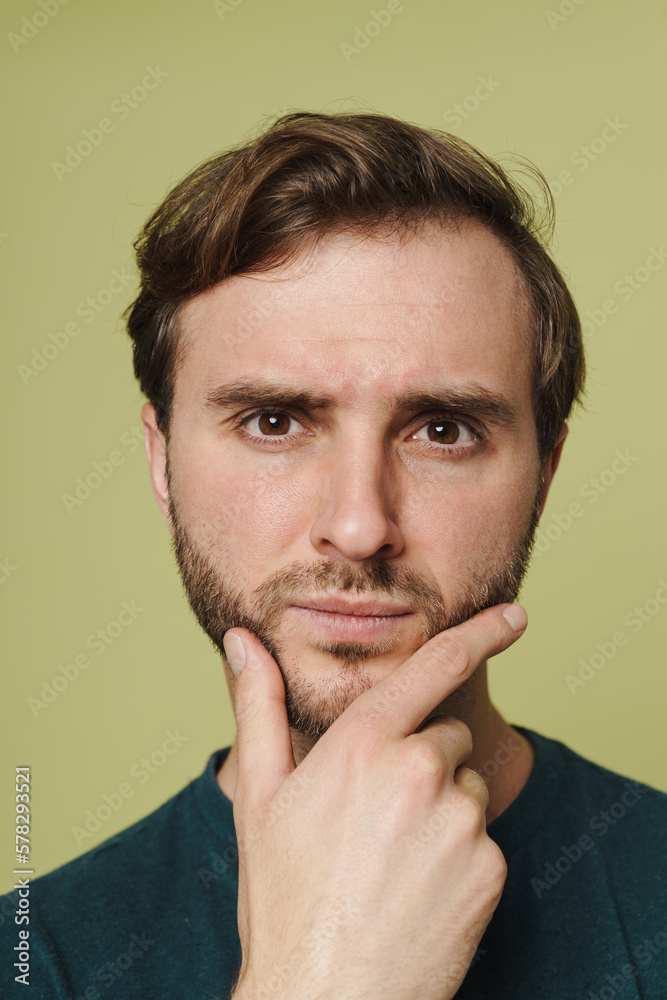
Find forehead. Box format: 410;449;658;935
175;221;534;409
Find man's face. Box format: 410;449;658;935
150;221;560;739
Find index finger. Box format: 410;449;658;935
338;602;527;742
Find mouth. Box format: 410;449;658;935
287;597;415;640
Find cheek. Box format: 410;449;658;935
235;478;304;552
174;443;307;564
403;464;536;567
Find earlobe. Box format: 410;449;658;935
141;402;172;531
536;422;569;519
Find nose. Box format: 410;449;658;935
309;431;405;562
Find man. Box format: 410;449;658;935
2;111;666;999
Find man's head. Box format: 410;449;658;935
127;112;586;738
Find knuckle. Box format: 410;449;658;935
446;717;474;752
428;636;471;678
480;838;508;888
419;716;473;761
463;764;490;797
453;785;487;830
353;675;413;727
402;740;444;777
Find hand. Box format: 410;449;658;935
226;601;528;1000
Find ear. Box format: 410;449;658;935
141;402;173;533
536;422;569;520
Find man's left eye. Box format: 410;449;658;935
412;419;476;446
243;411;300;436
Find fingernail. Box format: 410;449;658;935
223;632;246;676
503;604;528;631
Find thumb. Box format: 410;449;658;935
223;628;295;812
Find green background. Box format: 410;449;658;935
2;0;666;891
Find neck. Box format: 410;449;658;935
217;662;534;825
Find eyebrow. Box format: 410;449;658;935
203;377;520;428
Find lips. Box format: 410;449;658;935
290;597;413;617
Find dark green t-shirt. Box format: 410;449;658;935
2;725;666;999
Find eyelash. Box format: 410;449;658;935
233;409;485;457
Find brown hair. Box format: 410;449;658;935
125;110;586;467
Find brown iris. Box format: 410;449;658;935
257;412;291;435
427;420;460;445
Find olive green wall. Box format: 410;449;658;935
2;0;666;890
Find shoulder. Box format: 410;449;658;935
2;776;195;920
0;746;236;930
556;733;667;822
520;726;667;878
0;750;239;997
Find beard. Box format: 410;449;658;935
166;454;544;740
